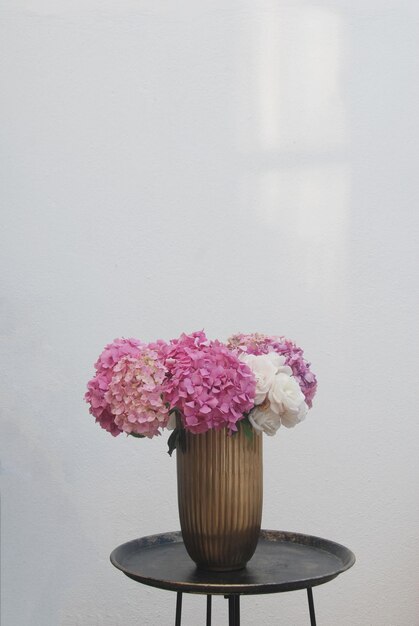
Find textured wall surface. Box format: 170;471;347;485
1;1;419;624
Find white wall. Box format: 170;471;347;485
1;1;418;624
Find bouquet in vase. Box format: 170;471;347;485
85;330;317;450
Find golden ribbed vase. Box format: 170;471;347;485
176;426;263;571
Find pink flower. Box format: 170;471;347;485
85;338;144;436
227;333;317;408
164;331;256;434
105;349;169;438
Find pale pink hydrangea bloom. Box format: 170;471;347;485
227;333;317;408
105;349;169;438
164;331;256;434
85;338;144;436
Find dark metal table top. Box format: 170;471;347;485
110;530;355;596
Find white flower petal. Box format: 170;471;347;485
249;405;281;436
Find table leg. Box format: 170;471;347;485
307;588;317;626
175;592;183;626
206;595;212;626
235;596;240;626
227;595;240;626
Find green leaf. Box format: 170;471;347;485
167;428;180;457
240;416;254;441
167;424;187;456
129;432;145;439
178;427;186;453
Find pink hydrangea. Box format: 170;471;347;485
105;349;169;438
164;331;256;434
85;338;144;436
147;338;171;360
227;333;317;408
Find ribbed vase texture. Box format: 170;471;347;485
176;426;263;571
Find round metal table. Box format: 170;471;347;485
110;529;355;625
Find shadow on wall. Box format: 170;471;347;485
236;5;349;309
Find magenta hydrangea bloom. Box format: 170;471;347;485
85;338;144;436
227;333;317;408
105;349;169;438
164;331;256;434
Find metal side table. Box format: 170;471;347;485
110;529;355;625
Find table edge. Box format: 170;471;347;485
110;529;355;595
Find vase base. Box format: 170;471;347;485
196;563;247;572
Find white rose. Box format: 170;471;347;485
281;399;308;428
268;372;308;428
265;352;293;377
249;404;281;436
241;352;292;405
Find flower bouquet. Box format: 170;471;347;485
85;330;316;441
85;330;317;570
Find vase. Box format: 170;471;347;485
176;424;263;571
